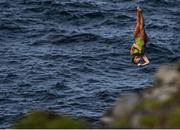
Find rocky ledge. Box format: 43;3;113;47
101;61;180;128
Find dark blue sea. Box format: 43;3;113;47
0;0;179;128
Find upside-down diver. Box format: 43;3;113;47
130;7;150;66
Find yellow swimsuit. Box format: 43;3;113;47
133;37;145;56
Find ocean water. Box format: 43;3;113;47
0;0;179;128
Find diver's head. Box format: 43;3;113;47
132;55;141;64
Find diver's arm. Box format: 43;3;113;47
133;43;142;51
130;46;135;55
130;43;141;55
139;55;150;66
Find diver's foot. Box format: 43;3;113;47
137;7;143;13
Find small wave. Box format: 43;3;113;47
87;78;100;83
54;82;70;90
48;33;102;44
71;66;95;73
0;22;26;33
83;11;105;19
147;43;174;55
64;1;98;9
38;53;71;60
95;90;115;102
146;24;170;30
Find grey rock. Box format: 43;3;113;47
101;61;180;128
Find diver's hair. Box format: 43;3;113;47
132;57;136;64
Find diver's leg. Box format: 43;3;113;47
134;8;141;38
139;9;148;43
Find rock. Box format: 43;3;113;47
14;111;89;129
143;86;178;101
155;63;180;87
112;94;140;118
100;93;140;128
101;61;180;128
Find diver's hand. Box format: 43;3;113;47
137;63;142;67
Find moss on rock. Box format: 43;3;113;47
14;111;88;129
167;108;180;128
139;114;161;128
136;99;161;111
114;119;131;128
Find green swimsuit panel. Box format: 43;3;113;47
133;37;145;56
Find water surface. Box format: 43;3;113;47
0;0;179;128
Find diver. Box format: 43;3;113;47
130;7;150;66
